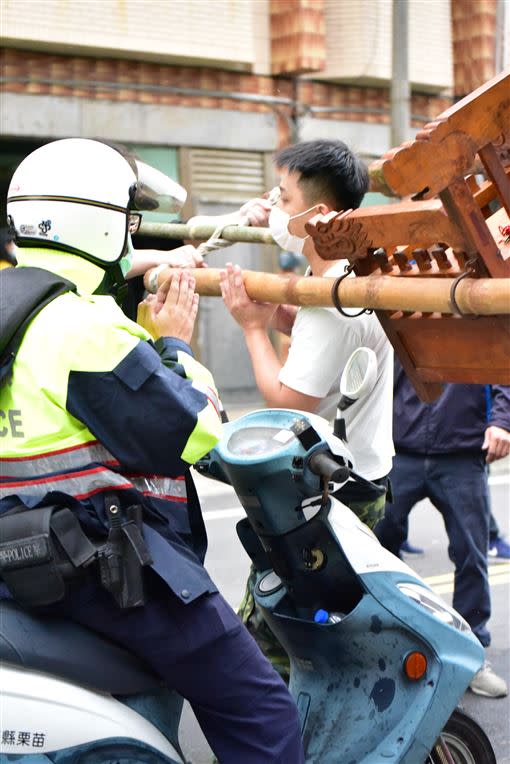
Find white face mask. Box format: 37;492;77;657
268;205;307;254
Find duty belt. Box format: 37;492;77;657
0;501;152;610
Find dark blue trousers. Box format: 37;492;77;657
375;452;491;646
44;572;304;763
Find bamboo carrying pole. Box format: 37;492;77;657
139;221;275;244
143;266;510;316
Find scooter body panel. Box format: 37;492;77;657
0;664;183;763
253;497;484;763
358;571;484;764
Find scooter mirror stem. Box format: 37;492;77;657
333;416;347;442
338;394;356;412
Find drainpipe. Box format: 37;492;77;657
390;0;411;148
495;0;508;72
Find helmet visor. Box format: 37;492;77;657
131;160;187;215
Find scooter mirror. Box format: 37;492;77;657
338;347;378;411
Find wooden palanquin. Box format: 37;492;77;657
306;70;510;401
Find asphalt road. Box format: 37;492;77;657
178;459;510;764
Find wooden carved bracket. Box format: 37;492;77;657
371;69;510;200
306;70;510;401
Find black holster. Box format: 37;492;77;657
97;501;153;610
0;504;97;607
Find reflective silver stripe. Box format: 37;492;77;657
130;476;187;502
0;468;187;502
0;442;118;478
0;466;132;500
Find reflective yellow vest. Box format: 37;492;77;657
0;283;221;503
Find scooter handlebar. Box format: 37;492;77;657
309;451;350;484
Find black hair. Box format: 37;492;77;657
0;227;17;266
94;139;139;176
274;139;369;211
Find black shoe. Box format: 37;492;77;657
400;540;425;556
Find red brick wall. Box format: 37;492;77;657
452;0;497;97
269;0;326;75
297;80;451;126
1;48;452;147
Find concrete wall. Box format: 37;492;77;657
298;116;393;159
1;93;280;152
298;116;421;157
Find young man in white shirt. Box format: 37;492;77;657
220;139;394;679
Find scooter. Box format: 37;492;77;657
0;349;496;763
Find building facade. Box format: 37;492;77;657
1;0;508;394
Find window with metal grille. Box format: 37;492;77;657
187;148;267;206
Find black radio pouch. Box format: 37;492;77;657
0;504;97;607
97;500;153;610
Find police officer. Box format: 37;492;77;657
0;139;304;763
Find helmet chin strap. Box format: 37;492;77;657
95;261;128;302
95;235;133;303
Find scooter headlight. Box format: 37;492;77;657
397;583;471;633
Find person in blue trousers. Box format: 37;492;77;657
375;360;510;698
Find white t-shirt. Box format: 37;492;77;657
278;261;394;480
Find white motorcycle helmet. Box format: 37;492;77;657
7;138;187;270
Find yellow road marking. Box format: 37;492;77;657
424;563;510;595
423;563;510;586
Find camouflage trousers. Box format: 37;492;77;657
237;488;387;683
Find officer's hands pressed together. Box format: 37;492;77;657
137;270;199;344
